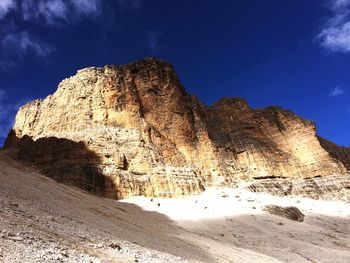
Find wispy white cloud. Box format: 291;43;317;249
0;0;16;20
22;0;68;25
0;30;54;71
330;86;345;96
2;31;53;58
317;0;350;53
71;0;101;16
318;18;350;52
330;0;350;10
21;0;102;25
0;0;104;69
144;30;162;54
0;0;104;25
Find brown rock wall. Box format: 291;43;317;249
4;58;349;199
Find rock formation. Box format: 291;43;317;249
318;137;350;170
263;205;305;222
247;175;350;202
4;58;350;199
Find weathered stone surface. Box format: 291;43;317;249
318;137;350;170
206;99;346;180
4;58;350;199
263;205;305;222
247;175;350;202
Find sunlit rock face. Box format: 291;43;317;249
4;58;349;199
247;175;350;202
206;99;347;181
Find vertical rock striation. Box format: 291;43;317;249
318;137;350;170
206;99;346;180
4;58;349;199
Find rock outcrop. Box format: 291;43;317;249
247;175;350;202
4;58;349;199
318;137;350;170
263;205;305;222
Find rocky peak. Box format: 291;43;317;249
210;97;250;109
4;58;349;199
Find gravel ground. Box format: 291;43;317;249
0;151;196;263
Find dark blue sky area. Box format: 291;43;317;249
0;0;349;146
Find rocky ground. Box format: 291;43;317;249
1;151;350;263
0;152;194;263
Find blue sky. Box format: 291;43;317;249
0;0;350;146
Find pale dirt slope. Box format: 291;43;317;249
0;150;349;263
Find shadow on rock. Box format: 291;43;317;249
3;130;113;196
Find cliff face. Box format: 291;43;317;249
4;58;349;199
206;100;347;180
318;137;350;171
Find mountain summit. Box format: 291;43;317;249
4;58;350;199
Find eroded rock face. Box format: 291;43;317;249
206;99;347;181
247;175;350;202
318;137;350;171
4;58;349;199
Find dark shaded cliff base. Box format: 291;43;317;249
4;133;116;197
4;133;108;195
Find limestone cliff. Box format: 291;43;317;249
4;58;349;199
318;137;350;170
247;175;350;202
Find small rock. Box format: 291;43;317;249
221;192;229;198
263;205;305;222
109;242;122;250
61;251;68;257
